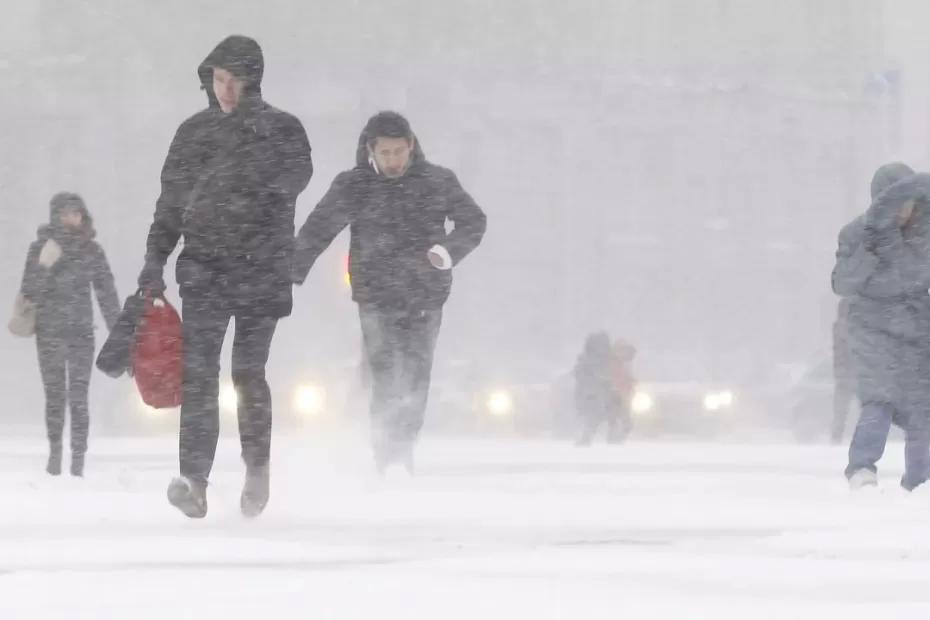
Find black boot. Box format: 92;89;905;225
70;453;85;477
241;464;270;518
46;443;62;476
167;476;208;519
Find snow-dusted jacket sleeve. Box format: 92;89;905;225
293;171;355;284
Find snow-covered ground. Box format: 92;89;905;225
2;433;930;619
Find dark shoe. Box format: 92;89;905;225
46;444;62;476
241;465;270;518
167;476;208;519
70;454;85;477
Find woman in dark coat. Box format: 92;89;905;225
574;331;623;445
19;193;120;476
832;164;930;490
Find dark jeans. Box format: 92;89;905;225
846;402;930;491
359;305;442;446
180;297;277;485
37;331;94;455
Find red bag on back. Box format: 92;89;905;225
133;295;183;409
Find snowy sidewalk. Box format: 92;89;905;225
2;436;929;619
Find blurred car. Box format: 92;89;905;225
100;360;357;435
626;380;738;437
426;360;559;437
437;355;746;440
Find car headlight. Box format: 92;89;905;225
631;391;655;415
294;383;326;417
486;390;514;417
220;383;238;416
703;390;735;412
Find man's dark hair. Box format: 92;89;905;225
364;111;414;147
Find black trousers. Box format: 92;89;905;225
37;331;94;455
180;296;277;485
359;305;442;445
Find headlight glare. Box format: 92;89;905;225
631;391;655;415
486;390;514;417
294;383;326;417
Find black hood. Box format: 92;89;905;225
871;162;914;199
355;112;426;172
40;192;96;241
583;332;611;357
197;35;264;109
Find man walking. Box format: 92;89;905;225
832;163;930;491
138;35;313;517
293;111;486;472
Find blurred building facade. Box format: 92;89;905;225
1;1;928;394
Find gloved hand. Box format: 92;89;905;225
427;245;453;271
138;263;166;296
38;239;62;269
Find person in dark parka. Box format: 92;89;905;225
574;332;630;446
137;35;313;518
832;163;930;490
19;193;120;477
293;111;486;473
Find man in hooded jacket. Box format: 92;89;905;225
293;111;486;472
137;35;313;518
832;163;930;491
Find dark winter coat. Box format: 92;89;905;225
293;117;487;311
140;35;313;318
574;332;614;416
20;196;121;339
832;166;930;422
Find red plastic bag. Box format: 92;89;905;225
133;295;183;409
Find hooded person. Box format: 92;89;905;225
137;35;313;519
19;192;121;477
293;111;486;472
832;163;930;490
574;332;628;446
